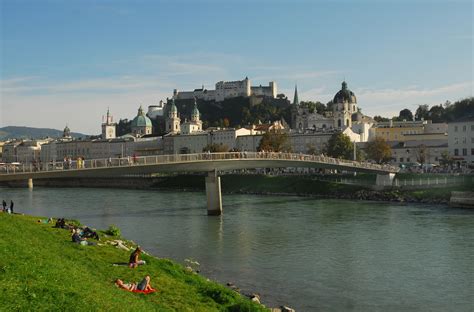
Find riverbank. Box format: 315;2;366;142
0;212;267;311
2;173;473;205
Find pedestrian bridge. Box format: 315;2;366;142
0;152;399;215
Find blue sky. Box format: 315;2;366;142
1;0;472;134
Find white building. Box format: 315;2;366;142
101;108;116;139
448;116;474;167
173;77;277;102
147;101;165;119
181;100;203;135
390;139;448;166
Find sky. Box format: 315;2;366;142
0;0;472;134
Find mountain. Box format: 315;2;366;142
0;126;89;140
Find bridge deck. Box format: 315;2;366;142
0;152;399;181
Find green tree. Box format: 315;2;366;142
415;104;430;120
415;144;429;165
324;132;353;159
439;150;454;167
398;108;413;121
257;131;292;152
365;137;392;164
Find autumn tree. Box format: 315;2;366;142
365;137;392;164
257;130;292;152
324;132;353;159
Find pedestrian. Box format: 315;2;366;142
10;200;14;214
2;200;6;212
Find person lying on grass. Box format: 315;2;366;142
115;275;153;291
129;246;146;268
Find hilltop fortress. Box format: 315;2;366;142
173;77;277;102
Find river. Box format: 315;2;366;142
1;187;473;311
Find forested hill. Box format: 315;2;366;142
0;126;88;140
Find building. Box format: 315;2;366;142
289;132;334;154
371;120;447;142
165;99;181;134
173;77;277;102
101;108;116;139
2;141;22;163
181;100;203;135
131;106;153;137
448;116;474;167
390;139;448;166
147;101;165;119
332;81;358;128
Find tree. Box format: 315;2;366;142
415;144;429;165
203;143;229;153
415;104;430;120
365;137;392;164
324;132;353;159
428;105;445;123
398;108;413;121
373;115;389;122
257;130;292;152
439;150;454;167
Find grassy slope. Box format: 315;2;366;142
0;214;266;312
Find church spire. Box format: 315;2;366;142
293;84;299;106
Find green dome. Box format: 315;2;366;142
333;81;357;104
170;98;177;113
131;106;152;127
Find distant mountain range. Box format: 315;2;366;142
0;126;89;140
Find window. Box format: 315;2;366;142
471;148;474;156
400;157;404;162
454;126;458;132
463;148;467;156
463;125;467;132
454;149;459;156
407;157;410;162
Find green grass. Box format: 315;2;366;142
0;214;267;312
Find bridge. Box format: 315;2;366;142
0;152;399;215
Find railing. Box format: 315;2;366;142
0;152;398;175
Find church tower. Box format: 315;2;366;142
332;81;357;128
101;108;116;139
165;98;181;134
291;84;300;129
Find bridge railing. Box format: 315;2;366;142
0;152;398;175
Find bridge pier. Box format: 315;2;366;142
27;178;33;189
205;171;222;216
375;173;395;189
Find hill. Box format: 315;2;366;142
0;126;88;140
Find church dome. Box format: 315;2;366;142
131;106;152;127
333;81;357;104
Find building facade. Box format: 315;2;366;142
448;117;474;166
173;77;277;102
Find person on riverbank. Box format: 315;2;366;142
115;275;153;292
2;200;6;212
71;228;96;246
10;200;14;214
129;246;146;268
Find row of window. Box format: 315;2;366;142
453;125;474;132
453;137;474;144
453;148;474;156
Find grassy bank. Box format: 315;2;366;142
0;213;266;311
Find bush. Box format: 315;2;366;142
104;225;120;236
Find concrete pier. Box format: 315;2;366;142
205;171;222;216
375;173;395;189
27;178;33;189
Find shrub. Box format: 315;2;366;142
104;225;120;236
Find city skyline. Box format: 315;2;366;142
1;0;472;134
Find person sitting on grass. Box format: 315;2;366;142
115;275;153;292
71;228;96;246
128;246;146;268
